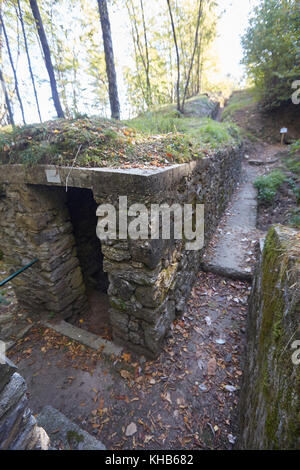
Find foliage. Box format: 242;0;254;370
127;104;241;152
0;0;110;122
124;0;219;114
254;170;287;204
288;139;300;173
222;88;258;121
241;0;300;109
0;290;10;305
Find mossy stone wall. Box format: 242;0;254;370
239;225;300;449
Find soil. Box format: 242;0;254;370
7;272;249;450
67;290;112;341
226;93;300;144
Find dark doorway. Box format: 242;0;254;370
65;187;111;339
66;187;108;292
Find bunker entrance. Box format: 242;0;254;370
65;187;111;339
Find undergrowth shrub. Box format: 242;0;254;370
254;170;287;204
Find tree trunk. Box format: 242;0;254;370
29;0;64;118
166;0;181;113
0;12;26;124
0;67;14;126
181;0;203;112
196;30;203;94
97;0;120;119
17;0;42;122
139;0;152;106
126;0;151;108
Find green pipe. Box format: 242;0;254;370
0;258;39;287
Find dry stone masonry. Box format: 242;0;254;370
0;358;49;450
0;144;243;357
239;225;300;449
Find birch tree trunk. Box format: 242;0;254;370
17;0;42;122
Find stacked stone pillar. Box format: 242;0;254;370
0;183;88;319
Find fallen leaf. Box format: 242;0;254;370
122;353;131;363
125;422;137;436
162;392;172;405
207;357;217;376
120;370;131;379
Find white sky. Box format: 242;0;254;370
214;0;260;81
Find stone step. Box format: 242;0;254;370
37;405;106;450
43;320;123;357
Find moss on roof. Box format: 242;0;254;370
0;96;241;169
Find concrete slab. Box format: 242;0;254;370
37;405;106;450
201;164;263;281
43;320;123;357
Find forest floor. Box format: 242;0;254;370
5;272;249;450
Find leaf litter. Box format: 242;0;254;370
7;269;249;450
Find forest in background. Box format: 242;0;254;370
0;0;298;128
0;0;232;125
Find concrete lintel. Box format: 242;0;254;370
0;161;198;196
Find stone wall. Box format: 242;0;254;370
94;145;243;357
239;225;300;449
0;184;88;326
0;144;243;357
0;358;49;450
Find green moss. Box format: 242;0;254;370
66;430;84;446
110;297;127;311
265;404;280;448
0;103;242;168
253;226;300;448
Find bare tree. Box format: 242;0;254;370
166;0;181;112
126;0;152;107
97;0;120;119
140;0;151;104
0;67;14;126
29;0;64;118
0;11;26;123
167;0;203;113
0;0;11;124
181;0;203;111
17;0;42;122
